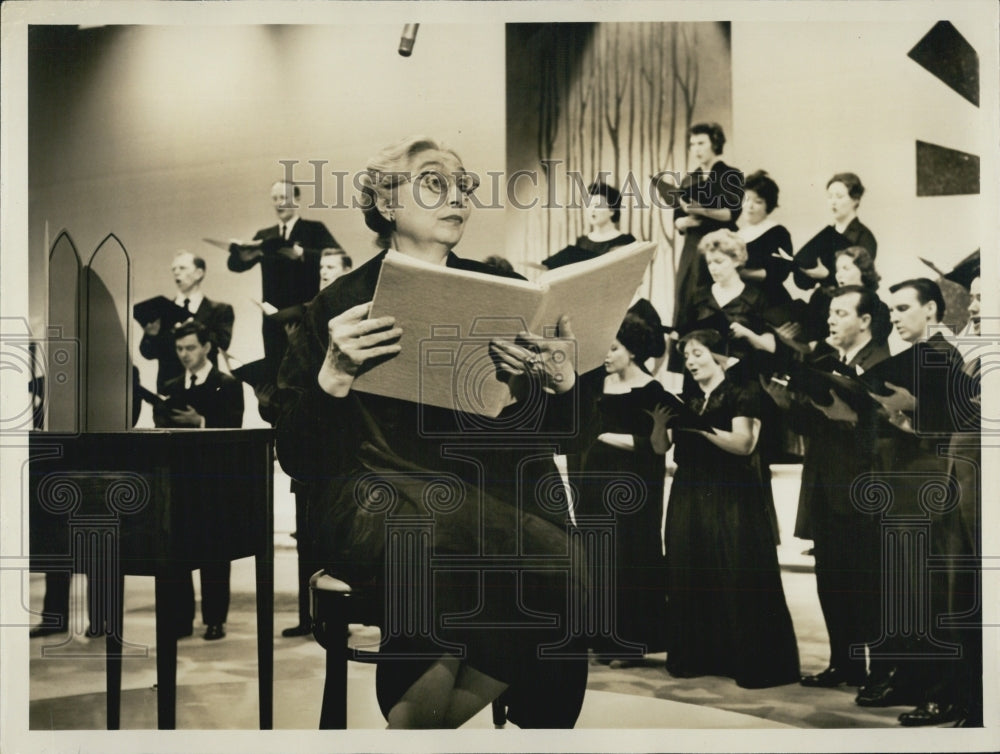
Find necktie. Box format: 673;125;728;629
279;223;286;240
188;373;196;390
183;298;191;313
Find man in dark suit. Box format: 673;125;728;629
155;321;244;640
776;286;890;690
140;251;234;393
857;278;975;723
227;180;339;373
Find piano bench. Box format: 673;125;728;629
308;569;507;729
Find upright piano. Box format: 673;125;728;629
29;428;274;729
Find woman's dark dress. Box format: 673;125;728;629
276;249;588;728
679;283;770;372
542;232;636;270
664;380;800;688
792;218;877;291
574;376;668;656
671;159;745;326
743;224;793;308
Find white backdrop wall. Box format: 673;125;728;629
730;19;990;293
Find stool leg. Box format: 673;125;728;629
491;699;506;729
319;639;348;729
317;593;350;729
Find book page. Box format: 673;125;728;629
531;241;657;373
353;252;544;415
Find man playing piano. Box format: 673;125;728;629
154;320;244;639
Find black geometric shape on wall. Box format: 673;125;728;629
908;21;979;107
916;141;979;197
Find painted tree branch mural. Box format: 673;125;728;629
512;22;729;313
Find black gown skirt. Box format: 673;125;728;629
663;380;800;688
574;380;668;656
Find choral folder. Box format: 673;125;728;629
351;241;657;416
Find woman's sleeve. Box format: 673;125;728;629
718;164;745;222
732;382;763;422
274;299;357;483
764;226;794;284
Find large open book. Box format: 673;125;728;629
351;241;657;415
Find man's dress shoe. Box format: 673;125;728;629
855;669;916;707
281;624;312;638
29;625;67;639
203;624;226;641
898;702;964;727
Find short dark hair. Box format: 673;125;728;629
835;246;880;289
832;284;874;319
826;172;865;202
743;170;779;213
321;247;352;270
588;180;623;223
173;320;210;345
889;277;946;322
832;285;891;344
482;255;515;276
679;328;727;358
688;122;726;155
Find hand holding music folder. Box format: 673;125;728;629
135;382;189;411
133;296;192;328
351;241;657;415
784;356;868;407
658;391;716;434
650;174;688;209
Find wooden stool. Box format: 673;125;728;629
309;570;507;729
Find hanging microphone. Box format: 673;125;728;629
398;24;419;57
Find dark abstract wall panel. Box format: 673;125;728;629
916;140;980;197
908;21;979;107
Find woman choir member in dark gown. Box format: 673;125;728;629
737;170;793;308
678;229;785;537
792;172;877;291
669;122;745;328
275;136;588;728
678;229;776;378
662;329;800;688
574;302;669;664
541;180;636;270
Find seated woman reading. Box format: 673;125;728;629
275;135;588;729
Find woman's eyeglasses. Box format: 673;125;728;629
398;170;480;197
